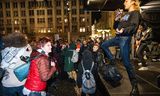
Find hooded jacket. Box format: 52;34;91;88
77;49;98;87
1;32;32;87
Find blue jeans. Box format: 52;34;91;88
101;36;136;82
2;85;24;96
29;92;41;96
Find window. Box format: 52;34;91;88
47;1;52;7
14;19;19;25
72;9;76;15
72;25;77;33
48;18;53;23
22;27;27;33
80;9;84;14
6;2;10;9
0;11;3;17
0;2;2;8
57;18;61;23
14;11;18;17
72;0;76;6
56;9;61;15
21;2;25;8
29;1;37;8
37;18;45;24
7;27;12;33
21;11;26;17
37;10;45;15
6;19;11;25
6;11;11;17
0;19;4;26
38;1;45;8
22;19;26;24
29;10;34;16
72;17;77;23
47;9;52;15
56;1;61;6
30;18;35;24
64;9;68;15
13;2;18;8
80;1;83;5
80;17;86;23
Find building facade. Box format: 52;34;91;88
0;0;92;40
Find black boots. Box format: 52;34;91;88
130;80;139;96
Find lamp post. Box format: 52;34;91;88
66;0;71;43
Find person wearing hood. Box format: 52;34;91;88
64;42;77;82
23;37;56;96
77;49;98;96
0;32;32;96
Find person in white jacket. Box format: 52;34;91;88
0;32;32;96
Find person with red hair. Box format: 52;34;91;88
23;37;56;96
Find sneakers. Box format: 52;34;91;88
138;62;142;66
138;67;148;71
152;59;157;62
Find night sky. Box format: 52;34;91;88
92;12;102;24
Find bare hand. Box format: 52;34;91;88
116;28;124;34
51;61;56;67
115;9;123;21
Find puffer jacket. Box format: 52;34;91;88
24;50;56;91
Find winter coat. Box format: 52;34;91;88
24;50;56;91
77;50;98;88
1;32;31;88
1;44;32;87
64;43;76;72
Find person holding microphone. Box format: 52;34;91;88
101;0;141;96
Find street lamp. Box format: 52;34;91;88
66;0;71;43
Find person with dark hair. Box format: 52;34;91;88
1;32;32;96
23;37;56;96
101;0;141;95
77;49;98;96
135;24;152;71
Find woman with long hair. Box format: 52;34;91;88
101;0;141;96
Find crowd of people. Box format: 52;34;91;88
1;0;155;96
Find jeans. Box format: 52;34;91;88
2;85;24;96
101;36;137;82
29;92;41;96
81;92;95;96
136;42;147;67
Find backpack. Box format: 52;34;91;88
103;64;122;87
81;61;96;94
71;50;78;63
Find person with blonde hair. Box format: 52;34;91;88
101;0;141;96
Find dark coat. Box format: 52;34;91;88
77;50;98;88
